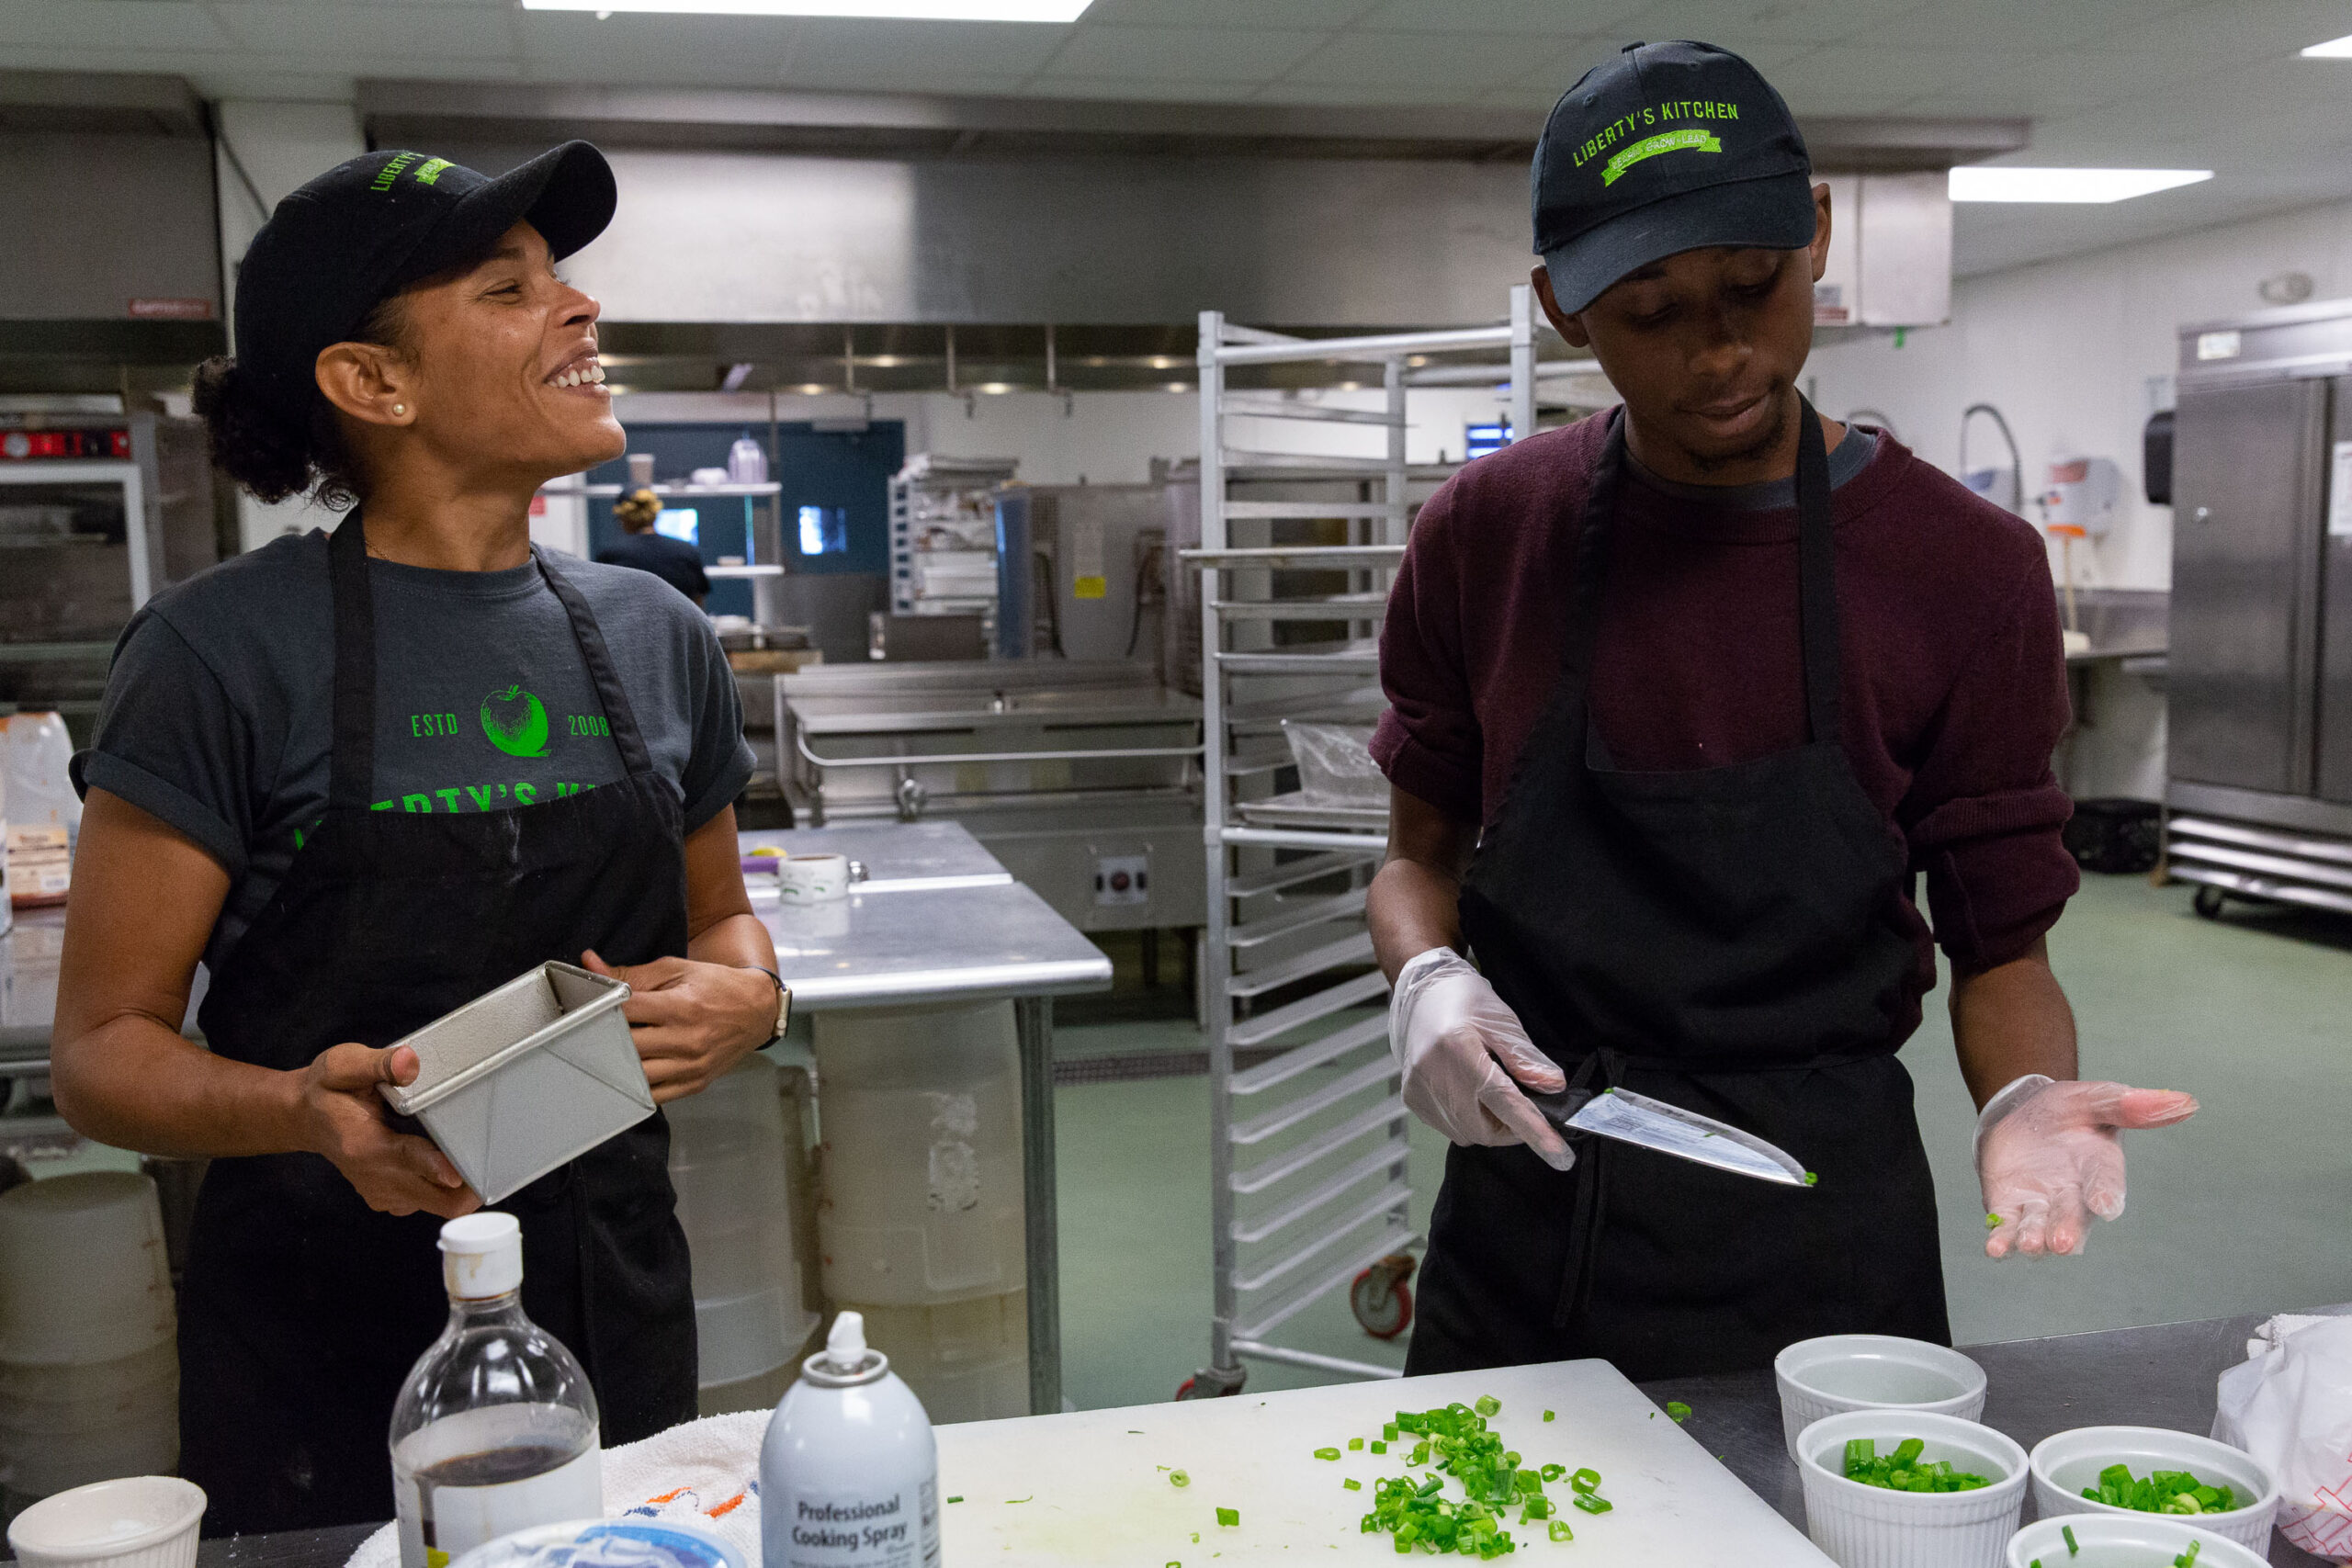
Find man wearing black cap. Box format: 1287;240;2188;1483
1369;42;2199;1378
51;146;790;1531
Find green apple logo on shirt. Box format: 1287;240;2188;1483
480;683;551;759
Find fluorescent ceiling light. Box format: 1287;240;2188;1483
522;0;1091;16
2301;32;2352;55
1949;166;2211;203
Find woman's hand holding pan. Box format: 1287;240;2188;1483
292;1042;481;1219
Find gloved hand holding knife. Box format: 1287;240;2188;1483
1389;948;1576;1172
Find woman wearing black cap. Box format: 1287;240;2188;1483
50;144;789;1530
1369;42;2198;1380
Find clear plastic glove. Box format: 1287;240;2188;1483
1388;948;1575;1171
1975;1073;2199;1258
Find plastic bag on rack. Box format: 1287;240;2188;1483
1282;721;1385;806
2213;1311;2352;1559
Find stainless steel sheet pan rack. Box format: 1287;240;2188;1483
1181;291;1544;1397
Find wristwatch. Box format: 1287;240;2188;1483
741;964;792;1043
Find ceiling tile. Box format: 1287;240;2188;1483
518;12;797;79
1018;74;1267;101
0;1;231;51
1080;0;1374;23
1042;25;1326;81
1849;0;2202;52
211;3;515;58
1352;0;1651;34
1281;28;1577;87
1250;79;1530;107
1610;0;1928;46
788;16;1073;76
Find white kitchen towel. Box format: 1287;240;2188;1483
345;1409;774;1568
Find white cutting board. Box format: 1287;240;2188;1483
935;1359;1829;1566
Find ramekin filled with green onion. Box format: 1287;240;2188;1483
2007;1513;2267;1568
1797;1409;2030;1568
2026;1427;2278;1555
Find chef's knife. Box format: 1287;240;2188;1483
1525;1086;1812;1187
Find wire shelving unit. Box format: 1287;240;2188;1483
1180;288;1541;1397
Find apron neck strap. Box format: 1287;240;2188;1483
324;512;658;811
326;513;378;811
530;543;656;778
1565;399;1842;745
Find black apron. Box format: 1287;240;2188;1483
1406;403;1950;1383
180;514;698;1535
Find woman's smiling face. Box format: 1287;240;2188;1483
353;220;627;484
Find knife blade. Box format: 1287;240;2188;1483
1524;1085;1813;1188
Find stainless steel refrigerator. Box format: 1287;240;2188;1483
2165;297;2352;914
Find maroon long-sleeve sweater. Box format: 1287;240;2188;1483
1372;411;2079;1028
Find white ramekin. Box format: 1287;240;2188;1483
6;1475;205;1568
1798;1408;2030;1568
2007;1512;2269;1568
2028;1425;2279;1556
1776;1335;1990;1461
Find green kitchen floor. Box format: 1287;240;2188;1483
1051;874;2352;1412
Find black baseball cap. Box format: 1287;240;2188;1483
232;141;617;423
1532;40;1815;314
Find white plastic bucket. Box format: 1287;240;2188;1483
0;1176;174;1367
2027;1426;2278;1556
666;1055;818;1389
814;1001;1024;1306
844;1290;1028;1425
1777;1335;1989;1461
1797;1409;2030;1568
6;1475;204;1568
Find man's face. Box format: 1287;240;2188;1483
1537;184;1832;478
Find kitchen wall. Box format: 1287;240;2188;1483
1805;191;2352;594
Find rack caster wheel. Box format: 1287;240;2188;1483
2192;886;2229;920
1176;1364;1247;1401
1351;1253;1418;1340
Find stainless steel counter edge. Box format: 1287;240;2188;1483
785;957;1114;1010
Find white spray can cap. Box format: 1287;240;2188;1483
438;1212;524;1299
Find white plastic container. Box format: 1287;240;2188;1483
381;962;654;1205
2027;1427;2279;1557
1777;1335;1989;1461
840;1292;1027;1426
761;1312;940;1568
0;1175;175;1366
814;1002;1024;1305
451;1519;745;1568
1796;1409;2030;1568
727;435;768;486
6;1475;205;1568
2006;1513;2267;1568
665;1054;819;1390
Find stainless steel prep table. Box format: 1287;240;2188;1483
1643;1304;2344;1567
741;821;1114;1415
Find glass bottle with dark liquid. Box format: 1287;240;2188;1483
391;1215;602;1568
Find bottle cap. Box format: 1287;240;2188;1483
801;1310;888;1388
439;1212;524;1299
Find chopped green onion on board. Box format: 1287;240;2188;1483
1372;1441;1387;1454
1569;1470;1600;1495
1542;1411;1555;1423
1841;1437;1991;1492
945;1496;962;1504
1539;1464;1565;1483
1216;1507;1239;1528
1351;1438;1364;1451
1548;1521;1573;1542
1475;1395;1501;1417
1170;1470;1190;1487
1316;1449;1342;1461
1665;1401;1691;1423
1345;1479;1363;1491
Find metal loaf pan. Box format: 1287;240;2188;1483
379;961;654;1204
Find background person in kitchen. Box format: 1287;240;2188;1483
1367;41;2199;1381
48;144;790;1532
596;484;710;606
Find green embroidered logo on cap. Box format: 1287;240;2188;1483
370;152;420;192
413;158;452;186
480;683;551;759
1603;128;1723;186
